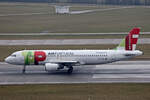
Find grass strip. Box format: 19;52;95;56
0;83;150;100
0;34;150;40
0;3;150;33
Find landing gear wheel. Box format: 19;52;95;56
22;65;26;73
67;66;73;74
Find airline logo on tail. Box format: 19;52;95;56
115;28;140;51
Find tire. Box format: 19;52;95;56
67;67;73;74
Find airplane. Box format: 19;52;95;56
5;28;143;74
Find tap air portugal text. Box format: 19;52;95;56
5;28;143;74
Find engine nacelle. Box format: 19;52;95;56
45;63;59;71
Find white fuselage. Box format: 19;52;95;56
5;50;143;66
42;50;142;65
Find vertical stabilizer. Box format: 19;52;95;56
115;28;140;51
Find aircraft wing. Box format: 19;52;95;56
47;60;80;65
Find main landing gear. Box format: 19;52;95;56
67;66;73;74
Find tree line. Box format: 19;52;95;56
0;0;150;5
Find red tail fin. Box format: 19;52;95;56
125;28;140;51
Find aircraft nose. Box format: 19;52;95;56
5;57;13;64
5;57;10;63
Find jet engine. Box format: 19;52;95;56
45;63;59;71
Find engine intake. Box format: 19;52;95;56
45;63;59;71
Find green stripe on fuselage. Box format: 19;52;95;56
22;51;34;65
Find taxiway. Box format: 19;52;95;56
0;32;149;35
0;38;149;45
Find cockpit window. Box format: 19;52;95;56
11;54;16;57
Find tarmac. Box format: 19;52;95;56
0;38;149;45
69;6;133;14
0;6;133;17
0;60;150;85
0;32;149;35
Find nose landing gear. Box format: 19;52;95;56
22;65;26;73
